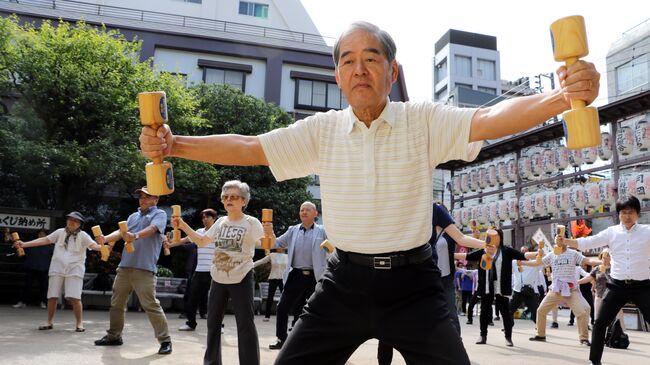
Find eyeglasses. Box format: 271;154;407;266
221;195;242;201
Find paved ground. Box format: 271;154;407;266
1;305;649;364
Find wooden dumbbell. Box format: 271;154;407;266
550;15;600;149
261;209;273;250
320;239;334;254
11;232;25;257
554;224;566;255
480;229;500;271
91;225;111;262
118;221;135;253
138;91;174;196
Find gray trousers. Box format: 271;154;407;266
204;271;259;365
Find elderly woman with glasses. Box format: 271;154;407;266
173;180;264;365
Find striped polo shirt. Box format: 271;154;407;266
194;227;215;272
258;100;480;254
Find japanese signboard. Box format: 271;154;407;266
0;213;50;230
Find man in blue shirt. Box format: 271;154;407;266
94;186;172;355
266;201;328;350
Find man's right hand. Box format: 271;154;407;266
140;124;174;160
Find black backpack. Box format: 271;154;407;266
605;319;630;349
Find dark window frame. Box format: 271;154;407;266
198;59;252;92
291;71;346;112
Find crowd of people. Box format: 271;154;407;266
6;19;648;365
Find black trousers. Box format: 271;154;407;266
276;269;316;342
461;291;472;314
185;271;212;328
480;293;513;338
20;269;48;304
509;286;539;323
265;278;284;318
273;250;470;365
467;293;480;321
590;279;650;363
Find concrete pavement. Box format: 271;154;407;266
1;305;648;364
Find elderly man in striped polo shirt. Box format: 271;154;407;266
140;21;600;365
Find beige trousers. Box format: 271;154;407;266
537;288;590;340
107;267;170;343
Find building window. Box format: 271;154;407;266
434;86;447;102
167;72;188;86
455;55;472;77
456;83;472;90
198;59;252;92
616;53;648;95
291;71;347;111
477;86;496;95
435;57;447;83
477;59;496;80
184;0;202;3
239;1;269;19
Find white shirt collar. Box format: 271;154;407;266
344;97;396;134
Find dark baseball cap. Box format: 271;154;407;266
66;211;86;223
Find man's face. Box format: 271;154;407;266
139;193;158;210
619;208;638;228
335;30;398;113
299;204;318;225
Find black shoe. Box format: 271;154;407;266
529;336;546;342
158;342;172;355
505;337;513;347
475;336;487;344
466;319;473;325
551;322;559;328
580;339;591;346
488;321;495;326
568;321;574;326
494;316;501;321
588;362;602;365
94;335;123;346
269;340;284;350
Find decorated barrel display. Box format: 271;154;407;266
546;190;559;215
617;126;635;156
508;197;519;221
452;208;462;227
600;180;616;206
570;184;586;211
460;172;470;193
519;195;533;219
556;187;572;212
497;161;509;185
478;167;488;189
626;174;638;197
583;146;598;164
476;204;489;224
497;200;509;221
531;151;544;177
487;201;499;223
452;175;462;196
542;148;558;175
584;182;602;208
518;156;533;181
635;119;650;152
557;146;570;170
487;164;498;187
469;169;479;192
635;172;650;200
533;192;548;217
568;148;583;167
461;207;471;226
598;132;613;161
507;158;518;182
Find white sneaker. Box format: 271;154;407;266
12;302;26;308
40;302;47;309
178;324;195;331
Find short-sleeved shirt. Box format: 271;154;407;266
204;215;264;284
258;100;480;254
542;249;585;286
46;228;95;278
590;266;609;298
431;204;456;269
119;206;167;273
194;227;216;273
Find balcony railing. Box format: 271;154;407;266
2;0;332;47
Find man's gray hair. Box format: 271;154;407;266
332;21;397;67
301;201;318;211
221;180;251;205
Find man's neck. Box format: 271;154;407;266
352;100;387;127
301;222;315;229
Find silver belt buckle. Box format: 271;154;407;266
301;270;311;275
373;256;392;269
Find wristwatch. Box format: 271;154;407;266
134;233;140;240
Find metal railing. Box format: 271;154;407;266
3;0;332;46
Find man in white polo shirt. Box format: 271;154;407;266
139;21;600;365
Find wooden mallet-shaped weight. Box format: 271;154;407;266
320;239;334;254
11;232;25;257
138;91;174;196
91;225;111;262
480;229;499;271
550;15;600;149
261;209;273;250
554;224;566;255
118;221;135;253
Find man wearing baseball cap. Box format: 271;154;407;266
94;186;172;355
